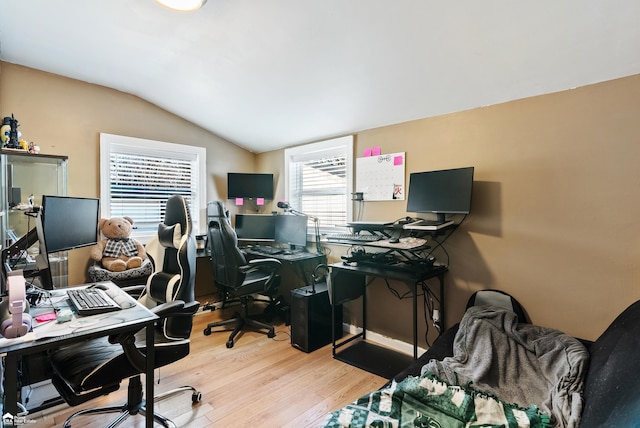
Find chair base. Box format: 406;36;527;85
62;376;201;428
204;311;275;348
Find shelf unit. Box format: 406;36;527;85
1;149;68;288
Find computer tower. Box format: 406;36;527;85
290;282;343;353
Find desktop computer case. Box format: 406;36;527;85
290;282;343;353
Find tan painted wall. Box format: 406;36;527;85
3;60;638;343
0;62;255;286
259;74;640;342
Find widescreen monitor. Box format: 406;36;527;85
227;173;274;200
235;214;276;241
406;166;474;224
40;195;100;253
275;215;308;248
34;195;100;290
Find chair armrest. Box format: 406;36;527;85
243;258;282;273
151;300;199;317
121;285;146;299
109;300;200;372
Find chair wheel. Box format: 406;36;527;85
267;330;275;338
192;391;202;403
226;340;234;348
203;328;211;336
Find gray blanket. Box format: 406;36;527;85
421;306;589;428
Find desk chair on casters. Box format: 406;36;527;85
48;195;202;428
203;200;282;348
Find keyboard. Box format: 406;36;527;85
67;288;122;316
325;233;382;243
250;246;284;255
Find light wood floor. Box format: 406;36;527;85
27;302;387;427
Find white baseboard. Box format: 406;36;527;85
342;323;427;356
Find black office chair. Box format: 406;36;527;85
48;195;201;428
203;200;282;348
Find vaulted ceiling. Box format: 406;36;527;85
1;1;639;153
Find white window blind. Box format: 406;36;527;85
285;136;353;231
100;133;206;241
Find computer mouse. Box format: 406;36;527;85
389;236;400;243
91;283;110;290
113;295;136;309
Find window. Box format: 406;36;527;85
284;136;353;233
100;133;206;242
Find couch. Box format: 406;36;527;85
323;297;640;427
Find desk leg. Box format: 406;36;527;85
145;322;155;427
4;353;18;416
412;282;418;359
439;272;446;331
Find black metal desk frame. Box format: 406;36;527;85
0;286;158;427
331;263;447;358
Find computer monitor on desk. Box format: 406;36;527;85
2;196;99;293
275;214;308;251
235;214;276;242
406;166;474;225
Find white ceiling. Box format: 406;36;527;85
1;1;639;153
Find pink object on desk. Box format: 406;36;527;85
235;198;244;205
372;146;381;156
35;313;58;323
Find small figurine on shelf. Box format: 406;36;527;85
2;114;21;149
1;114;26;150
27;142;41;154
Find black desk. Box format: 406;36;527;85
0;283;158;426
242;247;326;287
329;262;447;378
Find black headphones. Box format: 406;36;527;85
0;270;32;338
312;263;329;283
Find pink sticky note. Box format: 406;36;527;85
393;156;403;166
364;148;373;157
256;198;265;205
235;198;244;205
372;146;381;156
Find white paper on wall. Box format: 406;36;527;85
356;152;405;201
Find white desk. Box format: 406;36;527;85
0;282;158;427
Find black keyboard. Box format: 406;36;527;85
251;246;283;255
67;289;122;316
325;233;381;243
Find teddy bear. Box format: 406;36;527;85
90;216;147;272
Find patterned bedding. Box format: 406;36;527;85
322;372;551;428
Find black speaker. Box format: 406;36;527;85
290;282;343;353
10;187;21;208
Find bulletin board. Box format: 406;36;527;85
356;152;405;201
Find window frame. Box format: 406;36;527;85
99;133;206;243
284;135;354;236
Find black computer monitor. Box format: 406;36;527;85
406;166;475;224
40;195;100;253
36;196;100;290
235;214;277;241
227;172;274;200
275;215;308;249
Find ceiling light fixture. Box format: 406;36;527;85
154;0;207;12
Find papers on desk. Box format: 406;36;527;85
33;312;129;340
367;237;428;250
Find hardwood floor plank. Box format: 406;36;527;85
25;303;388;427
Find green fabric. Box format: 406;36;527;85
322;373;552;428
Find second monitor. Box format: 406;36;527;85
235;214;308;249
275;214;308;249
